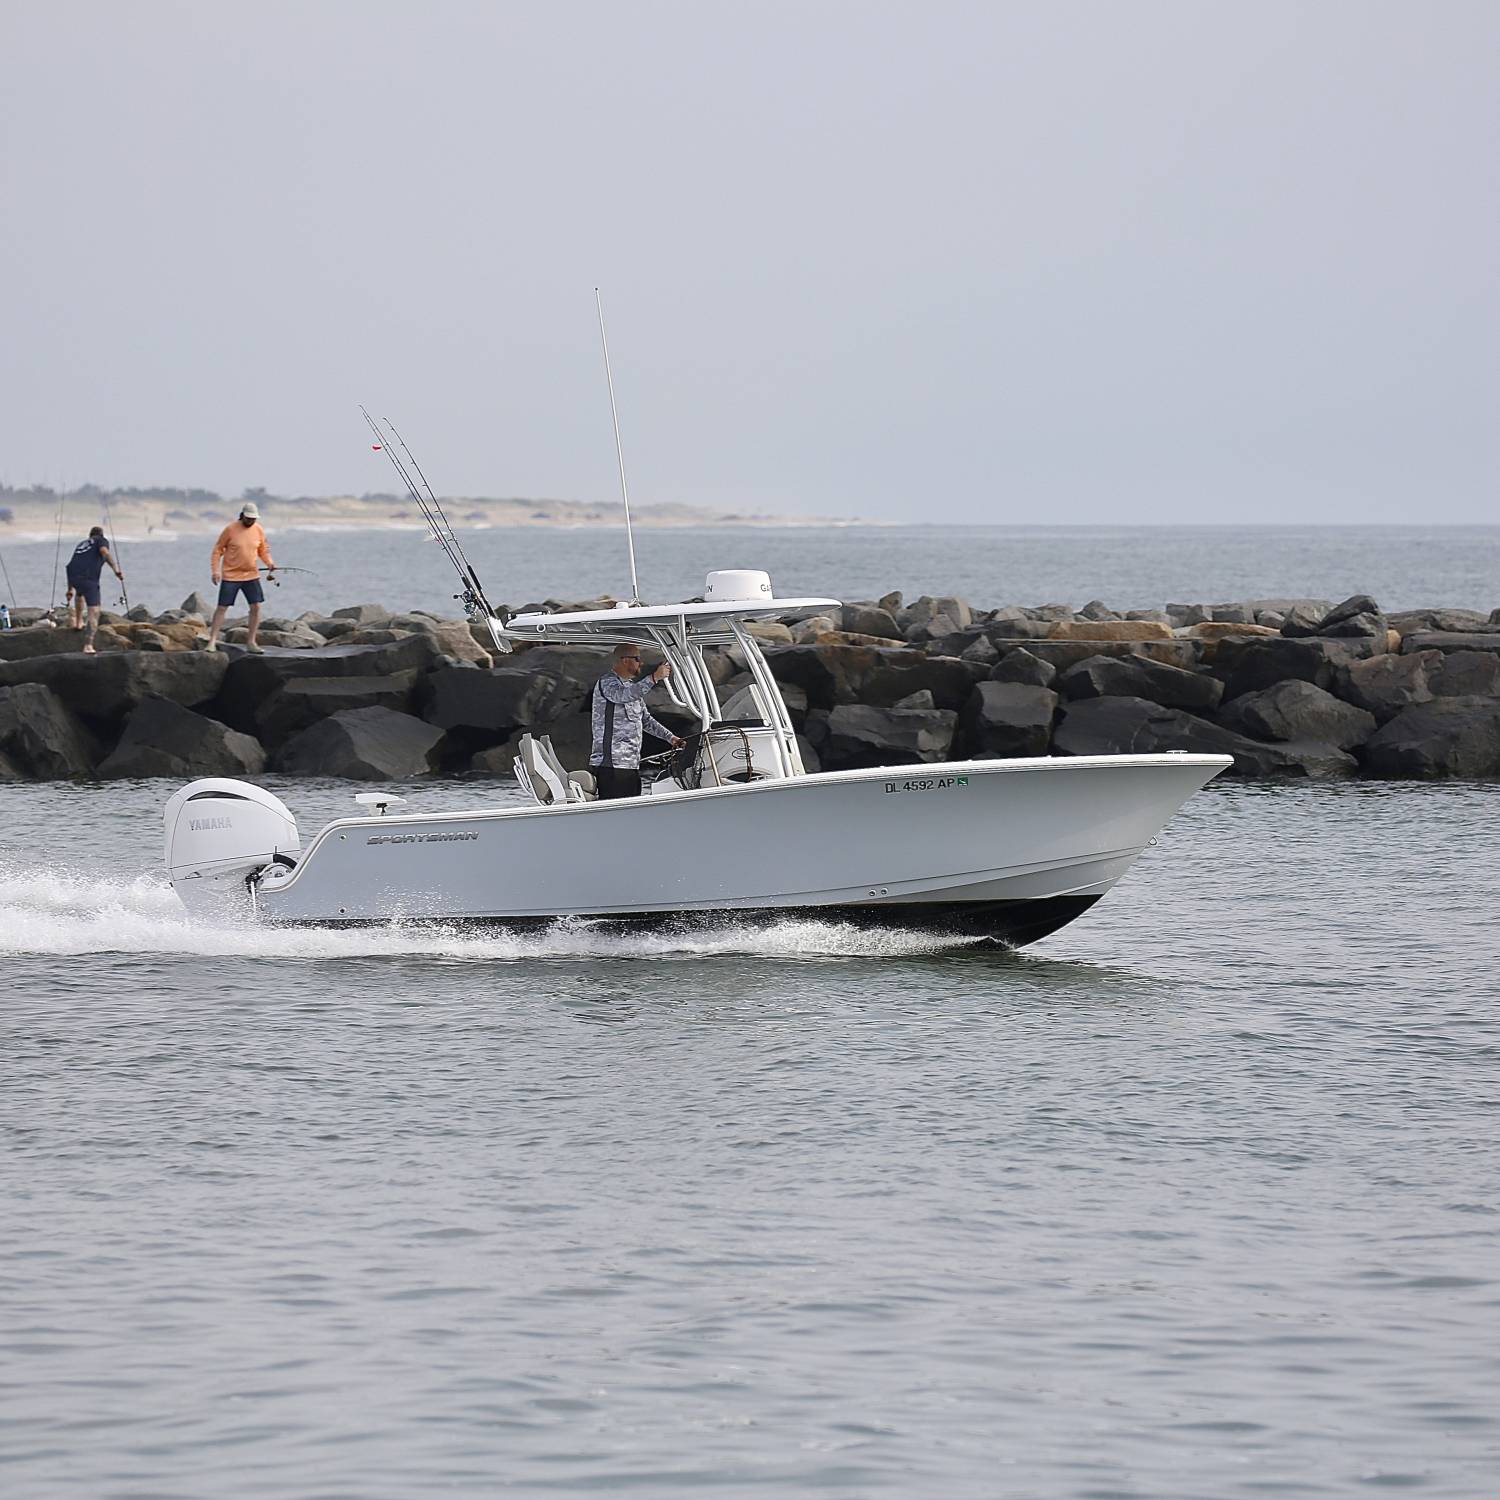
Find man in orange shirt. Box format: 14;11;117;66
203;502;277;653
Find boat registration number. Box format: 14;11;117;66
883;776;968;793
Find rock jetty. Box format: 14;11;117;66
2;592;1499;783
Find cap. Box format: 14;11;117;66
239;502;260;519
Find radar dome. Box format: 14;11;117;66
703;569;773;603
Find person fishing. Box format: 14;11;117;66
589;644;684;800
64;525;125;655
203;502;276;653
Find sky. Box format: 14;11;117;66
1;0;1496;523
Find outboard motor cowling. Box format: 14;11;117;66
164;779;300;916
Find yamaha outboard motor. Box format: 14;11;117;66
163;779;300;917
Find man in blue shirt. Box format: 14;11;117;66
64;526;125;655
590;644;684;799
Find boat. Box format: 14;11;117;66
163;564;1230;944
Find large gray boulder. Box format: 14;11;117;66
1058;654;1222;713
273;706;445;780
1401;632;1500;657
989;647;1057;689
958;635;1000;667
840;603;903;641
767;645;982;712
98;696;266;779
1220;637;1380;700
255;671;422;746
1167;603;1214;627
1336;651;1437;723
1218;680;1376;750
0;683;99;777
1430;650;1500;698
0;624;127;661
1387;608;1497;637
0;650;228;730
981;617;1058;642
960;682;1057;758
815;704;957;770
1053;696;1356;777
214;635;451;732
423;664;588;734
1010;638;1204;674
378;614;492;665
1210;603;1255;625
899;595;973;634
301;615;359;640
509;643;614;689
1279;602;1327;637
331;603;391;624
1362;698;1500;779
1317;594;1386;639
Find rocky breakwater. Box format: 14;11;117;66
1;591;1498;783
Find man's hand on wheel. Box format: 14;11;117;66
670;736;686;748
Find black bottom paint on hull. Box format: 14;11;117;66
281;894;1103;949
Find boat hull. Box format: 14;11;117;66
235;754;1227;946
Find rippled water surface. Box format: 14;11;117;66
3;776;1498;1497
4;523;1499;617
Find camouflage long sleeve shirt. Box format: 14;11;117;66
590;672;675;769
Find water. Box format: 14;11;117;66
3;774;1498;1497
2;524;1499;620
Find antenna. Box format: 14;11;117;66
595;288;641;604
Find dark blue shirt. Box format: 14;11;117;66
66;536;108;584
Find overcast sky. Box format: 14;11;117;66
2;1;1496;522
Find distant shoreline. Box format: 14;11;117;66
0;490;863;543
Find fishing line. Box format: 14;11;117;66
360;407;467;580
382;416;499;620
98;490;129;610
49;481;66;611
0;540;16;606
360;406;505;629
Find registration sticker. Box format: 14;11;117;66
884;776;968;793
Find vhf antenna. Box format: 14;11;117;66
595;288;642;605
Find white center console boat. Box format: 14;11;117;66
164;569;1229;945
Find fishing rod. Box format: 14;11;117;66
98;490;130;611
359;406;510;653
595;288;642;604
256;564;316;589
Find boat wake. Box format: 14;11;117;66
0;866;988;963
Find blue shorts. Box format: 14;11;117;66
68;578;101;607
218;578;265;607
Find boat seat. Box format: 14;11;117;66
515;733;595;806
540;735;596;802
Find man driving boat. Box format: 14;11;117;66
590;644;685;799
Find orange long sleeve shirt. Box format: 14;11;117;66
211;522;274;582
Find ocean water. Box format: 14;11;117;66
3;774;1498;1497
2;523;1499;621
